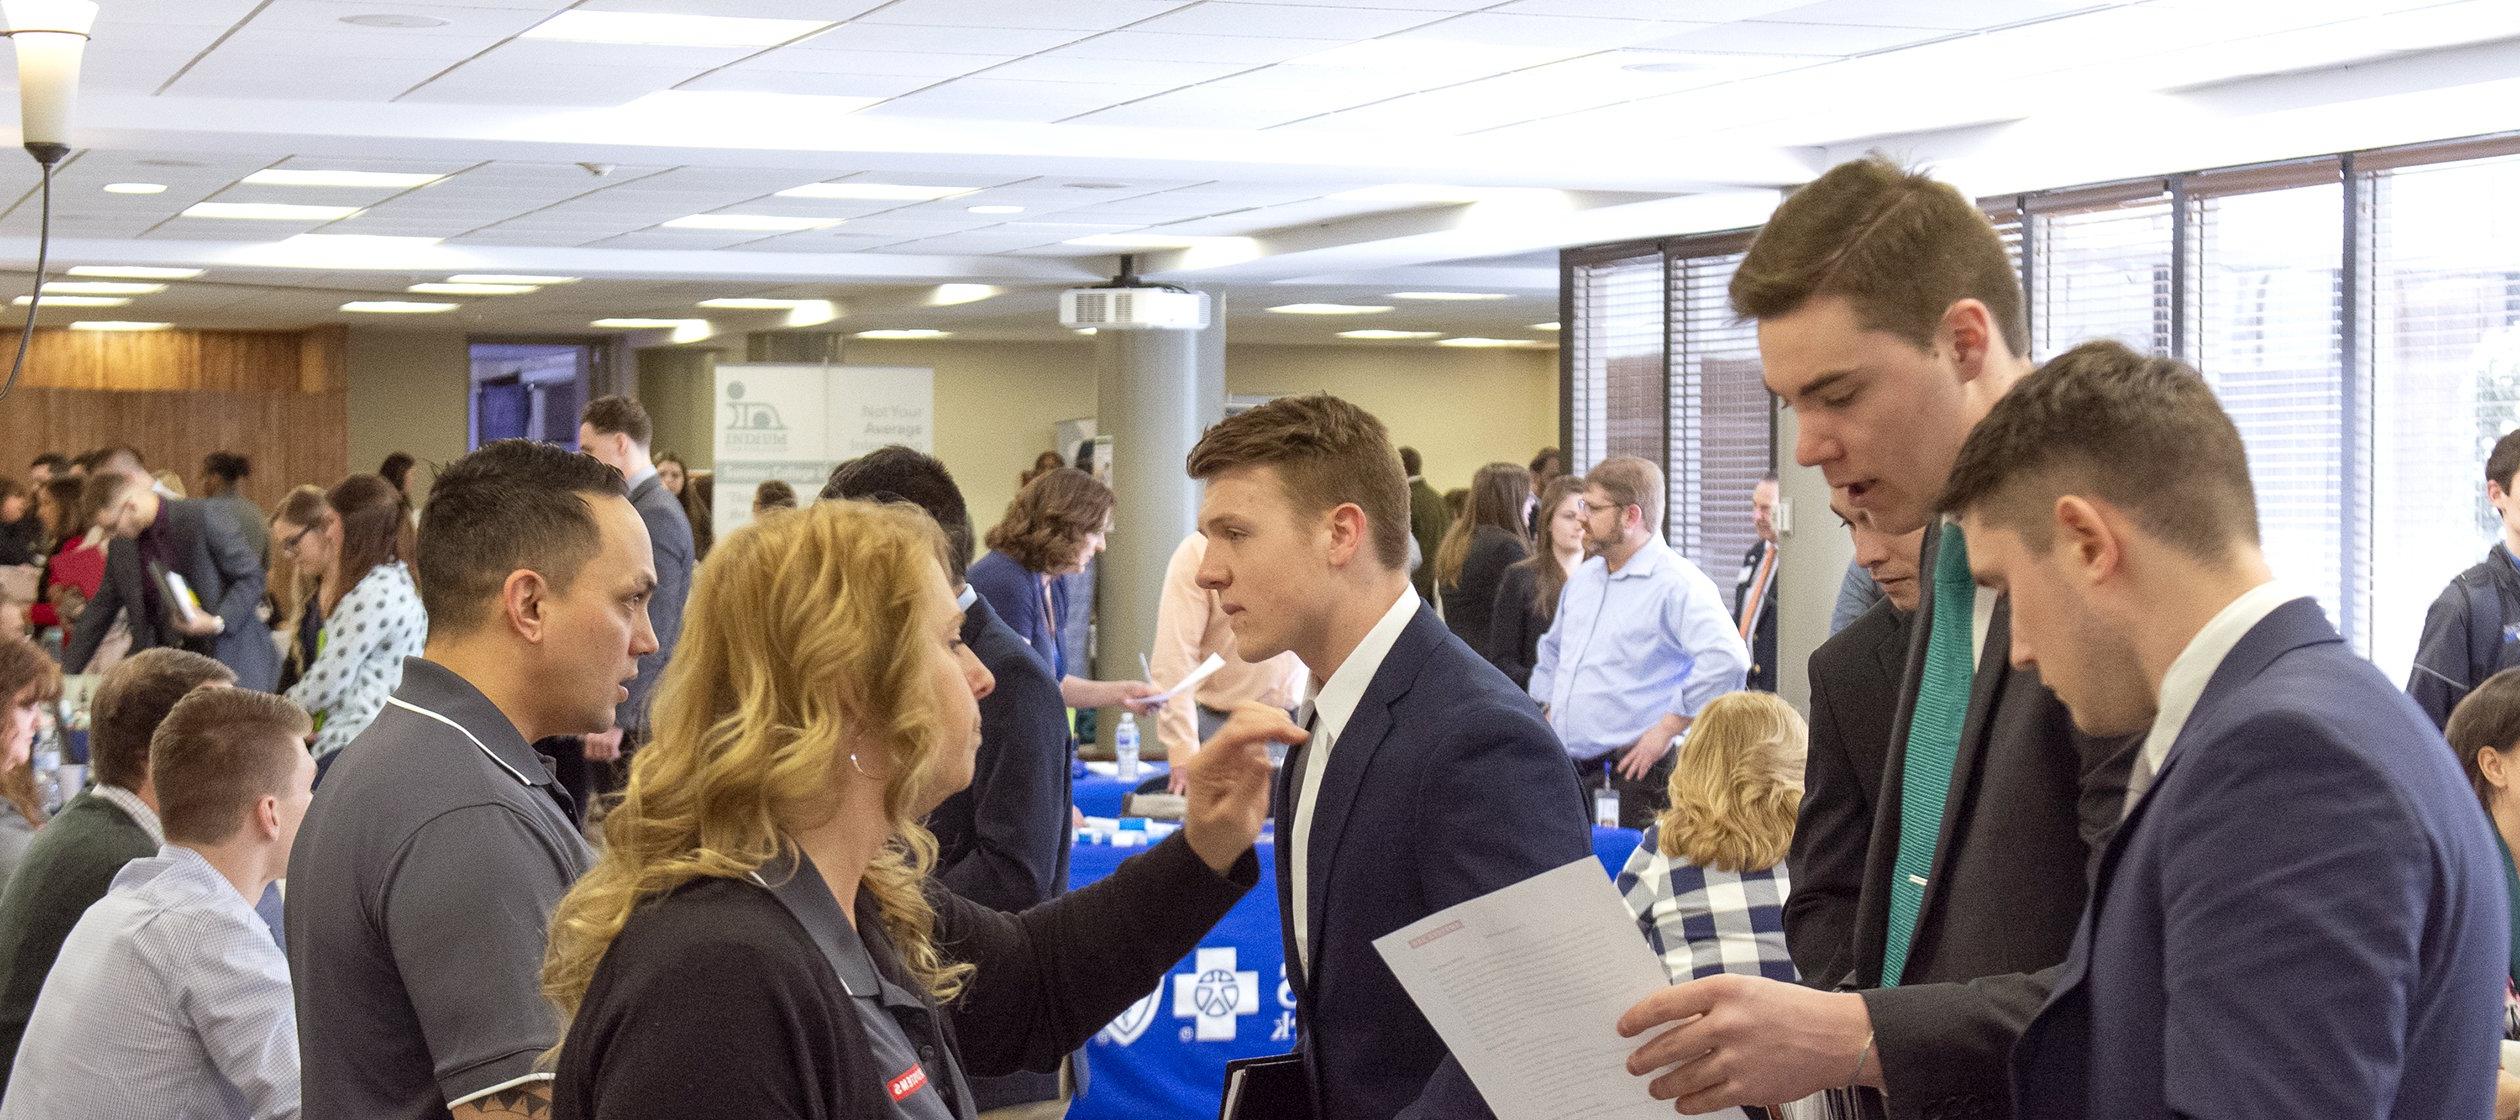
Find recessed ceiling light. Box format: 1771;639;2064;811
67;266;202;280
967;204;1026;215
777;182;977;201
14;296;129;307
102;183;165;195
1267;303;1392;315
341;300;457;314
853;329;951;340
245;169;446;189
69;321;171;332
1437;336;1542;348
591;318;695;329
1532;321;1561;331
1338;329;1442;340
409;282;535;295
662;214;843;232
1391;291;1510;301
42;281;165;295
695;297;817;310
340;13;450;29
522;10;829;48
448;273;576;285
1073;328;1098;335
184;202;364;221
928;284;999;306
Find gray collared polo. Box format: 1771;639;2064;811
286;657;594;1120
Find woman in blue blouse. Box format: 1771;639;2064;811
968;468;1155;715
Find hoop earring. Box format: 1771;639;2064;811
848;752;869;777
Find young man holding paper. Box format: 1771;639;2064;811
1187;394;1590;1120
64;467;278;691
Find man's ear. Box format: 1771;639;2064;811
2051;495;2122;586
1323;503;1368;569
1941;299;1996;382
501;568;551;643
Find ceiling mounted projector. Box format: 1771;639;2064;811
1059;255;1210;331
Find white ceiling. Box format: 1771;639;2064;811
0;0;2506;344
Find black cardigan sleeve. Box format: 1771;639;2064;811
1487;565;1543;690
937;831;1256;1078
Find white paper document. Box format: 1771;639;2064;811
1372;858;1676;1120
1146;653;1225;706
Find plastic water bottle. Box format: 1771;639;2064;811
1593;760;1620;829
1114;713;1141;783
30;724;62;817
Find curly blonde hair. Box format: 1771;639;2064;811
1655;692;1807;873
542;501;975;1040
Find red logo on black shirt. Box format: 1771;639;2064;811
888;1063;928;1101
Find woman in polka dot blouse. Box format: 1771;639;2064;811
286;474;426;757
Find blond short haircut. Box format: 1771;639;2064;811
1656;692;1807;873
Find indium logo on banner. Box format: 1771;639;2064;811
721;381;790;451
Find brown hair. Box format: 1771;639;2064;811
983;467;1113;574
1938;340;2256;561
1185;394;1410;572
1435;463;1532;588
269;484;328;648
324;474;415;616
1515;475;1587;625
0;634;61;829
1730;154;2028;358
78;469;139;530
2447;668;2520;812
1655;692;1806;873
36;476;85;549
1587;456;1664;536
151;688;309;845
580;394;653;448
88;648;234;790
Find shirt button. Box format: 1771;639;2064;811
920;1045;939;1061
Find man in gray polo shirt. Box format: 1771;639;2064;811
287;440;659;1120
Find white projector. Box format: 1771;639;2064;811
1059;287;1210;331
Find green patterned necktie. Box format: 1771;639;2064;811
1881;522;1976;988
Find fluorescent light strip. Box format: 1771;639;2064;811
928;284;999;306
696;298;816;310
663;214;843;232
968;205;1026;215
341;300;457;314
14;295;128;307
1531;321;1562;331
1391;291;1510;302
521;10;830;48
1064;233;1236;250
853;329;950;340
778;182;977;201
1338;329;1441;340
1437;337;1542;348
1267;303;1392;315
245;169;445;189
102;183;165;195
69;321;171;332
67;266;201;280
450;274;578;285
41;281;164;295
410;283;535;295
184;202;364;221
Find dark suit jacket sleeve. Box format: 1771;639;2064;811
199;506;266;638
934;656;1067;912
967;559;1038;654
938;831;1256;1078
1486;567;1538;689
1786;649;1868;989
1396;699;1592;1120
61;545;125;673
623;484;695;729
2155;713;2435;1117
2407;579;2474;730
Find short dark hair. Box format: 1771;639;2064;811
2489;430;2520;493
152;688;309;845
86;446;145;479
823;447;974;584
378;452;416;493
984;468;1112;573
1186;393;1411;571
1529;447;1563;477
79;469;139;526
416;439;626;636
89;648;234;789
1398;447;1423;477
28;453;67;474
2446;667;2520;812
753;480;797;510
1731;154;2028;358
581;395;653;448
201;452;250;486
1938;340;2255;560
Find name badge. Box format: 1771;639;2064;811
888;1063;929;1102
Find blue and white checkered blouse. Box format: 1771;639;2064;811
1617;824;1799;985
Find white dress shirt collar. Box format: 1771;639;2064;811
94;783;163;846
623;460;658;493
2125;580;2299;815
1308;585;1421;742
956;584;978;611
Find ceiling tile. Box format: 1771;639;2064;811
466;39;758;70
731;47;1015;78
792;21;1092;54
1640;19;1950;54
676;69;934;98
1382;13;1715;50
854;0;1194;32
206;25;512;60
978;55;1253;85
1493;0;1809;18
1765;0;2114;29
241;0;557;37
580;0;885;17
1046;31;1349;64
1124;3;1455;38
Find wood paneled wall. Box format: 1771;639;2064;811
0;325;349;513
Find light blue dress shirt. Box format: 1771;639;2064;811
2;844;298;1120
1529;537;1750;760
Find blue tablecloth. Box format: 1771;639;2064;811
1074;762;1168;819
1068;825;1643;1120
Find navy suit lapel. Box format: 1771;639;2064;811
1300;606;1441;982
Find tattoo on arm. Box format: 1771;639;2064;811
448;1082;552;1119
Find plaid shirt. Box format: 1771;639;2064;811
1618;824;1799;984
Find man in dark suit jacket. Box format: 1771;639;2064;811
1733;476;1782;691
1619;157;2132;1120
1400;446;1450;603
1190;396;1591;1120
823;447;1084;1114
0;648;234;1097
64;470;278;691
576;397;695;796
1945;342;2502;1120
1785;500;1922;989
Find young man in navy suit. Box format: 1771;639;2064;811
1938;341;2501;1118
1186;394;1591;1120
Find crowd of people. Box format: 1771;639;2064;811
0;150;2501;1120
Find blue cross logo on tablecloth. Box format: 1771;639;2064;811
1171;947;1259;1042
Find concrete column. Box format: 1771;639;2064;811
1089;309;1221;748
1773;406;1854;715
